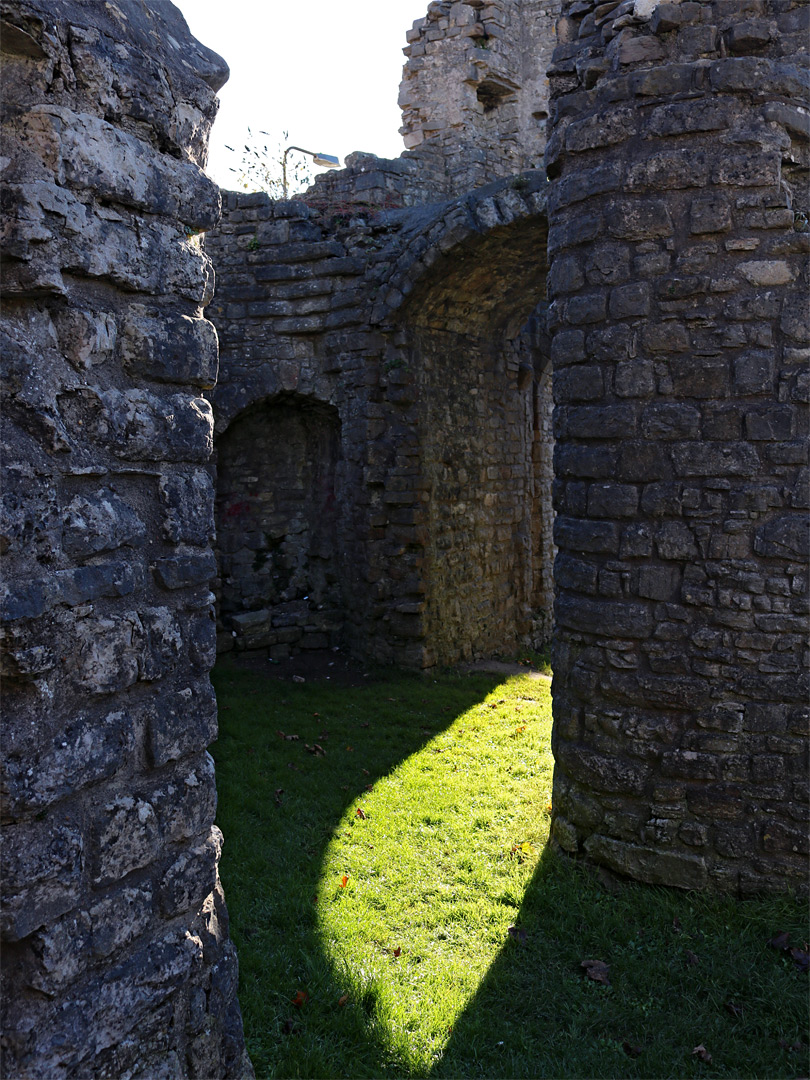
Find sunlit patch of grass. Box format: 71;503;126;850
315;677;553;1074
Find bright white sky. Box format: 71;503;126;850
178;0;427;192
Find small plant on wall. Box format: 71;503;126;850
225;127;312;198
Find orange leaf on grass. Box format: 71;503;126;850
337;994;349;1007
339;875;348;888
356;807;366;819
291;991;308;1008
392;946;401;958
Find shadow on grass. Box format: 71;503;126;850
432;847;808;1080
211;657;504;1077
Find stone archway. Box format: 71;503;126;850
368;177;551;667
207;175;554;671
215;395;345;658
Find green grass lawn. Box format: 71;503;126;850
211;659;808;1079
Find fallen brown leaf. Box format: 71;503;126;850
356;807;366;819
339;875;348;888
790;946;809;974
768;930;791;951
281;1018;299;1036
685;949;700;966
778;1037;804;1052
291;991;308;1008
337;994;349;1007
622;1041;642;1058
274;788;284;807
507;925;527;944
581;959;610;985
392;946;401;958
692;1045;712;1063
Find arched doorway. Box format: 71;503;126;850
215;395;344;657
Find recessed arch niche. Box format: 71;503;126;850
214;394;345;656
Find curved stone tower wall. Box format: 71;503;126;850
1;2;250;1074
547;0;809;893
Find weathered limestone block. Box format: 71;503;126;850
1;0;251;1076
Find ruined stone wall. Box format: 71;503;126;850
532;358;556;644
307;0;562;208
398;0;562;194
0;2;250;1074
546;0;809;894
204;194;386;660
206;177;553;668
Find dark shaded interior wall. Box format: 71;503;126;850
215;399;344;655
394;211;552;666
408;327;535;665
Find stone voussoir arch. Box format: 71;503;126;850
368;171;549;334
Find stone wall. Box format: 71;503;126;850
546;0;809;894
307;1;562;210
205;175;555;668
216;399;345;656
0;2;250;1075
398;0;562;194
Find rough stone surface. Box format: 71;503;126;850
547;0;809;897
0;1;251;1076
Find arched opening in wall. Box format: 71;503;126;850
214;395;345;658
384;196;551;668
